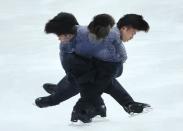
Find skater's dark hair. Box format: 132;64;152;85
117;14;149;32
45;12;79;36
88;14;115;39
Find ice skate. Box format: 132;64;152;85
35;97;52;108
124;102;152;117
43;83;57;94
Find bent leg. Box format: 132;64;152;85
35;75;79;107
105;78;134;107
50;75;79;104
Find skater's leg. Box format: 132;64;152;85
105;78;151;114
50;75;79;104
62;54;107;122
35;75;79;108
43;75;74;95
105;78;134;107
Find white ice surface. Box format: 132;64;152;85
0;0;183;131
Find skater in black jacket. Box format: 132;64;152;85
35;12;151;123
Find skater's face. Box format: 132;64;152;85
58;34;74;43
120;26;138;42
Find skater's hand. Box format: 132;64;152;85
58;34;74;44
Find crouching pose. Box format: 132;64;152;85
35;12;151;123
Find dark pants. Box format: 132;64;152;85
48;53;134;107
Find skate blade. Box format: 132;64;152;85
69;121;91;127
129;106;153;118
92;116;109;123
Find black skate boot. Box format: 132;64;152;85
43;83;57;94
71;109;92;123
95;105;107;117
71;104;106;123
71;100;96;123
124;102;151;115
35;97;52;108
